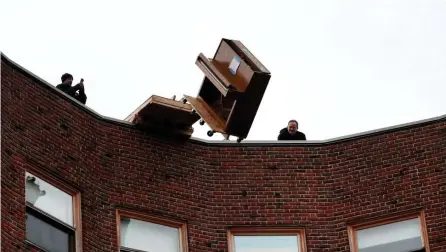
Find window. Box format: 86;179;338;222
228;227;307;252
348;211;429;252
25;171;81;252
117;209;188;252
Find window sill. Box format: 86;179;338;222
121;246;149;252
25;240;51;252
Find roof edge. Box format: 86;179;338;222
1;52;136;128
2;52;445;147
190;113;446;146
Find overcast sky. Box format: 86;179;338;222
1;0;445;141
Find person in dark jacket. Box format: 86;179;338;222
56;73;87;104
278;119;306;140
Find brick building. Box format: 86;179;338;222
1;53;445;252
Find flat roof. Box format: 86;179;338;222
2;52;445;147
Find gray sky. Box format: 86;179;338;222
1;0;445;141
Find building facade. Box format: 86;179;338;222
2;53;445;252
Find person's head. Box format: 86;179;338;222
287;119;298;135
61;73;73;85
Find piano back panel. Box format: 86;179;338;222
231;40;271;75
212;40;254;93
193;38;271;137
225;73;271;138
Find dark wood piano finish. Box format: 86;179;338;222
185;38;271;142
125;95;200;139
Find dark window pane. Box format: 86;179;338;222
26;210;72;252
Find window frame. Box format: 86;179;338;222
347;210;430;252
227;227;307;252
116;209;189;252
25;168;82;252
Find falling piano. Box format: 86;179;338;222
125;38;271;143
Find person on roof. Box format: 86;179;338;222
56;73;87;104
278;119;306;140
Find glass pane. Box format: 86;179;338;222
120;218;180;252
357;218;423;252
26;210;70;252
25;172;73;226
234;235;299;252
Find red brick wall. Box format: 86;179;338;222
2;56;446;252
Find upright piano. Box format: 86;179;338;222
184;38;271;142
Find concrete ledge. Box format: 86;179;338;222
2;52;445;147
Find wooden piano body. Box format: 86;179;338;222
184;38;271;142
125;95;200;139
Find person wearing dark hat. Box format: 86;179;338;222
278;119;306;140
56;73;87;104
